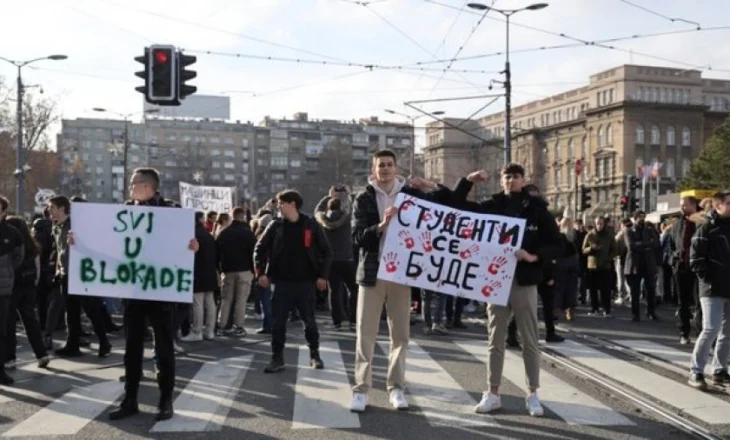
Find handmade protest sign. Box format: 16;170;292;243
68;203;195;303
179;182;234;213
376;193;526;306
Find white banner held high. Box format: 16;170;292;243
179;182;234;213
68;203;195;303
376;193;526;306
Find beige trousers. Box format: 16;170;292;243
352;280;411;393
219;271;254;328
192;291;216;337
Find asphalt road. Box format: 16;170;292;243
0;299;727;440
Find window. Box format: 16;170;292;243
554;168;561;186
595;158;602;179
210;137;220;144
596;92;602;106
290;159;302;167
211;149;221;156
567;138;574;158
569;167;575;188
243;138;249;148
224;150;235;157
665;158;675;178
606;123;613;145
271;156;288;167
639;86;646;101
608;88;614;103
682;158;691;177
224;175;235;182
683;89;690;104
242;151;249;160
660;88;666;103
682;127;691;146
224;162;235;169
212;161;221;168
581;136;587;159
597;125;604;147
636;124;645;144
164;160;177;167
96;166;103;174
650;124;660;145
652;88;658;102
224;137;234;145
554;141;561;162
665;126;676;146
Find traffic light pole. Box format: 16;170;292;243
123;117;129;201
15;66;24;216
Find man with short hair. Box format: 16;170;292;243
688;191;730;389
435;164;564;417
254;189;332;373
583;216;618;317
0;195;24;385
668;196;700;344
349;150;427;412
216;206;256;336
624;210;661;321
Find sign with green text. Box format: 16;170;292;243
68;203;195;303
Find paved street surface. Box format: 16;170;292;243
1;301;728;440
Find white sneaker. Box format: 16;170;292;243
173;342;185;353
474;392;501;414
255;313;264;320
389;388;409;410
204;332;215;341
525;392;544;417
350;393;368;412
180;332;203;342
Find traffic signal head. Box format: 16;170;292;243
177;52;197;100
620;195;629;212
149;45;176;103
580;185;592;211
134;48;149;97
629;176;641;191
630;196;640;212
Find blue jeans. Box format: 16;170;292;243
259;286;272;331
690;297;730;375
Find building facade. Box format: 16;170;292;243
424;64;730;218
58;111;413;212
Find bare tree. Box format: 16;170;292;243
0;76;60;152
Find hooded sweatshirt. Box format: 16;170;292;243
369;175;406;258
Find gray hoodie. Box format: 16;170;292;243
369;175;406;258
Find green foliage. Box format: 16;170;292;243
680;116;730;190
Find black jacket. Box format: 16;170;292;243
315;195;353;262
667;215;697;270
351;185;434;286
216;220;256;273
32;218;54;286
690;212;730;299
194;222;219;292
253;213;332;280
0;220;24;297
623;223;660;276
433;178;564;286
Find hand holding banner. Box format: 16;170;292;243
376;193;526;306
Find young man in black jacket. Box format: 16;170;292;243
688;191;730;390
0;195;24;385
216;206;256;336
428;164;564;417
667;196;699;344
624;210;661;321
253;190;332;373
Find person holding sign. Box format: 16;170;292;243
418;164;564;417
69;168;199;422
349;149;436;412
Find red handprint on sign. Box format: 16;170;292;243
487;256;508;275
444;211;461;226
400;196;416;212
481;280;502;298
420;231;433;253
460;221;475;239
398;230;415;249
383;252;400;273
459;244;480;260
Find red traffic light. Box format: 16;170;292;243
620;196;628;204
153;50;169;64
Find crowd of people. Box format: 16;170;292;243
0;148;728;422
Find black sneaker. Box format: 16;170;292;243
264;358;285;373
310;353;324;370
452;321;468;330
233;327;246;337
98;343;112;358
255;328;271;335
712;370;730;386
0;372;14;386
688;373;708;391
545;333;565;343
109;399;139;420
56;346;83;358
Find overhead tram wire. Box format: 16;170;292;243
426;0;496;97
421;0;729;72
97;0;350;62
618;0;701;28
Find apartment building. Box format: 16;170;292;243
424;64;730;217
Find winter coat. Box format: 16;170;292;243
0;220;24;296
216;220;256;273
194;222;219;292
690;211;730;299
623;223;661;276
314;194;353;262
583;228;617;270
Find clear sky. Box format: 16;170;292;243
2;0;729;149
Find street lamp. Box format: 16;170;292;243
0;54;68;216
467;2;548;165
92;108;159;200
384;109;445;175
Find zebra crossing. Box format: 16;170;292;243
0;336;727;438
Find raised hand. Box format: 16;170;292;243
466;170;490;183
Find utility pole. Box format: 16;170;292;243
16;67;23;215
503;13;512;165
123;118;129;199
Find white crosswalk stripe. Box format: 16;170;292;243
1;336;724;437
549;339;730;425
456;339;635;426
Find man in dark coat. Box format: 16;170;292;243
624;210;661;321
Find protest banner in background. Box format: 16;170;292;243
179;182;234;213
68;203;195;303
376;193;526;306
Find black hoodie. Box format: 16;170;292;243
434;178;564;286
